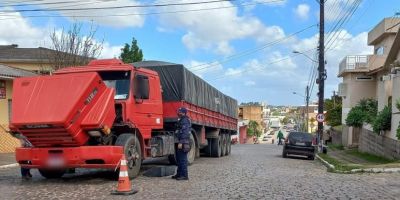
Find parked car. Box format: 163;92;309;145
262;135;272;141
282;132;316;160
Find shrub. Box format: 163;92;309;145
372;105;392;134
358;99;378;123
345;98;378;127
346;106;365;127
396;99;400;139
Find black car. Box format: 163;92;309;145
282;132;316;160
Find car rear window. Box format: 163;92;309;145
288;132;313;142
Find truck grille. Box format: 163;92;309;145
20;128;78;147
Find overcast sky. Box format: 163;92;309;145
0;0;398;105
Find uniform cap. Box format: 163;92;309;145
178;107;188;114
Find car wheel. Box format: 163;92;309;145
308;155;315;160
282;150;287;158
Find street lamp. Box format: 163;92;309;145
292;50;318;63
292;87;310;133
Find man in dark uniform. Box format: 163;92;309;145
172;107;191;181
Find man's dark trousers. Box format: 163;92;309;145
176;149;188;178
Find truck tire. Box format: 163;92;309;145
210;137;221;157
204;138;212;157
168;154;177;165
220;134;226;157
226;134;231;156
115;134;142;179
38;169;66;179
187;133;196;165
168;134;196;165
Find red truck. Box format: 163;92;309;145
9;59;237;179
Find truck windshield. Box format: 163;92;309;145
99;71;131;100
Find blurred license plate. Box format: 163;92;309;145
47;157;64;167
296;142;305;146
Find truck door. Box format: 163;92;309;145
132;73;163;129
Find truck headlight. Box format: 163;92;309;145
87;130;102;137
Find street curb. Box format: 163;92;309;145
0;163;18;169
316;155;400;174
315;155;334;170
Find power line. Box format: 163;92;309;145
206;48;317;81
325;0;362;50
0;0;284;19
0;0;107;8
189;24;318;72
0;0;237;13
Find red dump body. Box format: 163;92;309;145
11;72;115;147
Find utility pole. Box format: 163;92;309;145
333;91;336;107
317;0;325;149
306;85;310;133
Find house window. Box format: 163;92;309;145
356;76;373;81
375;46;384;55
0;80;5;99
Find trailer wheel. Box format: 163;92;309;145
38;169;66;179
226;134;231;156
220;134;226;157
115;134;142;179
210;137;221;157
187;133;196;165
168;134;196;165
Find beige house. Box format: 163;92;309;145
298;104;319;133
338;18;400;145
238;104;264;131
0;65;36;153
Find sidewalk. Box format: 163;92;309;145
322;146;400;171
0;153;17;167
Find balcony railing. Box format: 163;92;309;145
338;55;387;76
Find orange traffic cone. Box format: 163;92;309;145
111;155;138;195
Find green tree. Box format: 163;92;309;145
324;98;342;127
346;106;365;127
119;37;143;63
372;105;391;134
310;117;316;131
272;111;280;116
281;117;290;125
247;120;261;138
345;98;378;127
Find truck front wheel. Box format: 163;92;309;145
115;134;142;179
38;169;66;179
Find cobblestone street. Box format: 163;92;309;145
1;144;400;200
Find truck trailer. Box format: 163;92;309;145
9;59;238;179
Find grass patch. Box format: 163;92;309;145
327;144;344;151
318;153;361;171
345;149;395;164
